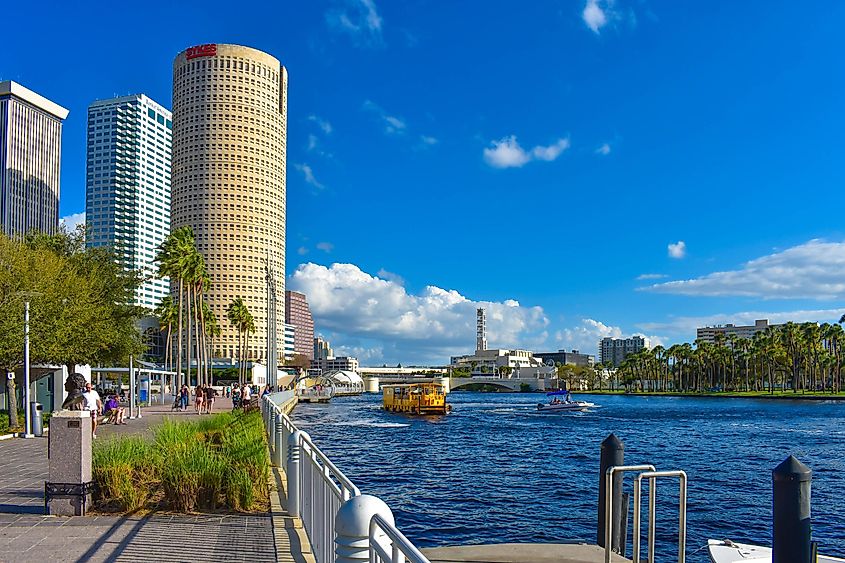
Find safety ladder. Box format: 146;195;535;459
604;464;688;563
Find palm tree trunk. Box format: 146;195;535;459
245;330;251;386
186;282;193;387
176;278;184;390
164;326;170;374
192;287;201;385
196;289;206;386
239;329;244;386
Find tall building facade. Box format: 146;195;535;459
314;336;332;362
599;336;647;367
171;43;287;362
696;319;777;344
283;323;296;360
534;349;595;367
85;95;172;309
0;81;68;236
285;290;314;360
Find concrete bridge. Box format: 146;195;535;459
362;375;560;393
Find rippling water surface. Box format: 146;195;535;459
290;392;845;562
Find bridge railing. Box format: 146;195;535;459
263;393;430;563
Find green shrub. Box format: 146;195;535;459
0;410;20;434
94;410;269;513
92;436;158;511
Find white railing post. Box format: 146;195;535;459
288;429;303;518
336;495;394;563
273;413;283;467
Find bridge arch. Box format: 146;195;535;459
449;378;520;392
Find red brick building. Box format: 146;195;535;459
285;290;314;360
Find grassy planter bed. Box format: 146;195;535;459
92;410;269;513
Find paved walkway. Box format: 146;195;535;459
0;396;312;563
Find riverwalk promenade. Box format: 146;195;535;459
0;398;314;563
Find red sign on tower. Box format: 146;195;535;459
186;44;217;60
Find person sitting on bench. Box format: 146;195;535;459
103;394;126;425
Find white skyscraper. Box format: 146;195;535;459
85;94;171;310
0;81;68;236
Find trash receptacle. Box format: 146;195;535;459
30;402;43;437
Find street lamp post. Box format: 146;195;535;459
23;301;33;438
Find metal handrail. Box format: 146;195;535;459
264;392;427;563
300;432;362;501
605;464;656;563
369;513;431;563
632;470;687;563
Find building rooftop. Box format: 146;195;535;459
0;80;69;120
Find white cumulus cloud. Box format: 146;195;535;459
636;273;667;280
645;240;845;300
483;135;570;169
288;263;550;364
555;318;664;355
596;143;612;155
668;241;686;259
59;212;85;232
583;0;609;33
316;242;334;253
531;138;571;161
555;318;622;356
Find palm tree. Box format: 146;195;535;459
155;226;197;389
153;295;177;373
228;298;254;385
205;305;221;385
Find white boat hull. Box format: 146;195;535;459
536;401;595;412
708;539;845;563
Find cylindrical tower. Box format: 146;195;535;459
172;43;287;364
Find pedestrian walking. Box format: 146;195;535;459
241;384;252;409
204;384;215;414
180;385;189;411
195;385;205;413
82;382;103;438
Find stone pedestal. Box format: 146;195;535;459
47;410;93;516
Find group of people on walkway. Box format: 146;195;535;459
81;382;128;439
173;384;218;414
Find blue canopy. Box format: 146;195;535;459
546;390;571;396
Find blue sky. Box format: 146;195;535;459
6;1;845;364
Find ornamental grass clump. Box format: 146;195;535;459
93;409;270;514
92;436;158;512
159;441;225;512
221;412;269;509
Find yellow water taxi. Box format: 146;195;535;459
383;382;450;415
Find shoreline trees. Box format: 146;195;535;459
613;321;845;394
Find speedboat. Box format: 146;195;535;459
707;539;845;563
536;390;596;412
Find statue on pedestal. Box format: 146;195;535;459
62;372;87;410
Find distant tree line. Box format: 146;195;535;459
613;322;845;393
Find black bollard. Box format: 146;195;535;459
772;455;812;563
597;433;624;550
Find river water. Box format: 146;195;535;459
290;392;845;562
